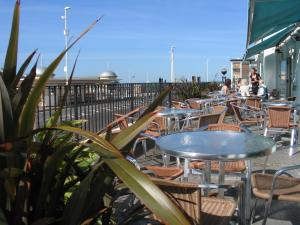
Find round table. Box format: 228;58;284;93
157;108;201;116
262;101;294;107
157;108;203;133
155;130;276;225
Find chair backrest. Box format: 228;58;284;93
207;123;242;132
268;106;291;128
212;105;227;123
151;178;201;225
288;96;296;101
198;113;221;128
187;100;201;110
226;99;238;115
231;103;243;122
172;101;186;109
114;113;129;130
246;98;261;109
107;106;143;131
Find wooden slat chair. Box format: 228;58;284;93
151;178;236;225
264;106;298;147
189;124;246;174
231;102;264;127
251;164;300;225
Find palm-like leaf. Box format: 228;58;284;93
56;126;191;225
18;18;102;137
2;0;20;87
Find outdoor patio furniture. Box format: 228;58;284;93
211;105;227;123
225;99;238;117
264;106;298;148
245;97;261;110
154;130;276;224
112;109;165;158
288;96;296;101
126;156;183;180
189;123;247;174
151;178;236;225
231;102;264;127
186;99;202;110
180;112;221;131
171;100;187;108
251;164;300;225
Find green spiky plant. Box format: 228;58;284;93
0;1;191;225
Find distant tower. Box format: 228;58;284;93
170;46;175;83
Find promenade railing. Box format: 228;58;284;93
35;81;218;132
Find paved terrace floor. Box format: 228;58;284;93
133;120;300;225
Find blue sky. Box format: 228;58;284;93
0;0;248;82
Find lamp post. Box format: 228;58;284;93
62;6;71;84
221;68;227;83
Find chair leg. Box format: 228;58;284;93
290;128;295;147
250;198;258;224
262;198;273;225
262;156;269;174
263;127;268;137
141;139;148;159
131;138;141;156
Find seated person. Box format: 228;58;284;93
257;80;268;99
220;79;231;95
239;79;250;97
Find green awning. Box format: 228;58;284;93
247;0;300;45
245;25;295;59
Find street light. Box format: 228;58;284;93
221;68;227;83
61;6;71;84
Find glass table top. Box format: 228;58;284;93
155;131;276;160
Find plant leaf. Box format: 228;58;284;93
54;125;122;157
10;49;37;92
139;85;172;118
2;0;20;87
34;142;77;218
12;56;38;128
18;18;102;137
0;76;13;140
55;126;191;225
42;51;80;144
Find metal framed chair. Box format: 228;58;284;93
251;164;300;225
171;100;187;109
126;156;183;180
264;106;298;148
189;123;247;175
186;99;202;110
181;113;221;131
211;105;227;123
231;102;264;128
245;97;262;110
151;178;236;225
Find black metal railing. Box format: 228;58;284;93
35;82;219;132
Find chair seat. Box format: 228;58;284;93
144;130;161;137
145;166;183;180
202;197;236;225
240;117;263;125
189;160;246;173
252;173;300;202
